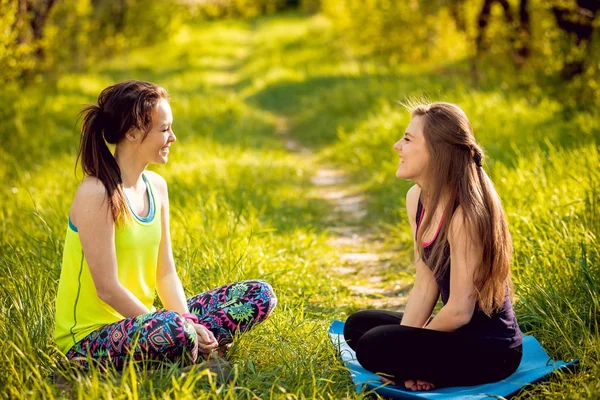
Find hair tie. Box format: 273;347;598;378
96;108;108;128
473;151;483;168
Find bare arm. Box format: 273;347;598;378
400;185;440;328
72;178;150;317
146;172;189;314
147;171;218;353
425;207;479;332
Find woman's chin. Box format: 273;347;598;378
154;155;168;165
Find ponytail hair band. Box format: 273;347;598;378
473;152;483;168
98;108;109;123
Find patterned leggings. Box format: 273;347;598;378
66;280;277;370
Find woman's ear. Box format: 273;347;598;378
125;128;140;142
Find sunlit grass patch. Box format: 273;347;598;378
1;10;599;399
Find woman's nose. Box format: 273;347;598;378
170;131;176;143
393;140;402;151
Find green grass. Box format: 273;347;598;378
1;12;599;399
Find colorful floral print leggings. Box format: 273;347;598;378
65;280;277;370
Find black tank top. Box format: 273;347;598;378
416;197;522;349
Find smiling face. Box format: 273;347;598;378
393;115;431;184
139;98;176;165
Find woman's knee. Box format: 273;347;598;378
344;310;372;330
248;279;276;296
242;279;278;315
344;310;376;348
258;280;277;309
354;325;396;373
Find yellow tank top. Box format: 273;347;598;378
54;173;162;355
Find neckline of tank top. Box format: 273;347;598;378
67;174;157;232
124;173;156;224
416;197;445;248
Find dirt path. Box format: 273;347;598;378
276;117;411;311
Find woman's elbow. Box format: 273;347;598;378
455;312;473;328
95;283;121;304
447;303;475;328
96;288;112;304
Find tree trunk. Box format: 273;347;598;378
449;0;466;32
27;0;57;58
15;0;28;44
476;0;514;54
476;0;532;67
112;0;127;33
515;0;531;64
551;0;599;79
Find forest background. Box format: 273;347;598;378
0;0;598;398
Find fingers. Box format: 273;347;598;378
193;324;218;348
193;324;211;342
206;329;217;343
198;341;219;353
197;338;219;353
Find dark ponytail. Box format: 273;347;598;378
76;80;169;225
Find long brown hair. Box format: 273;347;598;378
411;102;513;315
77;80;169;225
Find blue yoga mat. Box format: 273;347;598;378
329;320;577;399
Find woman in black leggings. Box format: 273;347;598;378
344;102;522;391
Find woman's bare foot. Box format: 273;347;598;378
404;379;435;391
378;375;435;391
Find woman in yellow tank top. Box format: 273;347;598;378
54;80;277;370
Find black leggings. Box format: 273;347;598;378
344;310;522;388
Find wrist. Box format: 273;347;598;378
181;312;199;324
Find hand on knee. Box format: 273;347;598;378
191;323;219;355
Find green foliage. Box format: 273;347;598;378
0;0;35;83
0;0;185;84
320;0;469;64
186;0;289;19
318;0;600;105
42;0;95;74
0;16;350;398
118;0;186;46
240;13;600;397
300;0;320;14
1;10;599;399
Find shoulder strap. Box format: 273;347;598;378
141;172;161;215
415;196;424;237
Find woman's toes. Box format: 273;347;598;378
415;379;435;391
